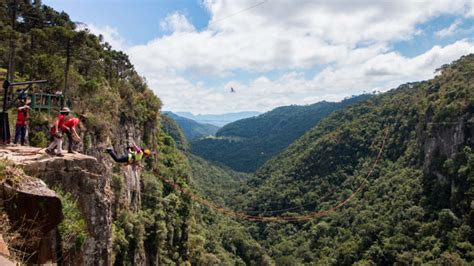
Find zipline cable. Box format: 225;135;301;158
182;121;472;214
150;126;390;223
204;0;269;30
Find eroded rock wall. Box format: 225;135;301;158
2;146;113;265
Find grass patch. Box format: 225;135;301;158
0;160;31;186
53;188;88;251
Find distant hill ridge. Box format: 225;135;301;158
175;111;261;127
191;94;372;172
163;112;219;141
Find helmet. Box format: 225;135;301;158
60;107;71;113
144;149;152;156
79;114;88;121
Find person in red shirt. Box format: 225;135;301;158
46;107;71;156
61;113;87;153
13;99;31;145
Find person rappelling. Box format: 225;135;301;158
106;142;152;165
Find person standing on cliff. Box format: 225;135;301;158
13;99;31;146
61;113;87;153
46;107;71;156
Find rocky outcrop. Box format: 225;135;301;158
421;118;474;212
0;145;113;265
0;175;62;264
121;165;142;212
422;120;472;173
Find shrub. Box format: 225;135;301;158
54;188;88;251
29;131;48;148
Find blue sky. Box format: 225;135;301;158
44;0;474;114
44;0;211;44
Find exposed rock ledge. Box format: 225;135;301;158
0;145;112;265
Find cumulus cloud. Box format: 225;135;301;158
160;12;196;33
130;0;473;75
123;0;474;113
141;40;474;114
77;23;126;50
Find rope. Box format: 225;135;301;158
151;127;390;223
203;0;269;30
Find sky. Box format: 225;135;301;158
43;0;474;114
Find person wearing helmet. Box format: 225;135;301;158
61;113;87;153
106;142;152;164
46;107;71;156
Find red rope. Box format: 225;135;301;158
154;127;389;223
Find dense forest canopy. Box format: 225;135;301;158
1;1;473;265
228;54;473;264
191;94;372;172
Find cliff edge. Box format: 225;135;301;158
0;145;113;265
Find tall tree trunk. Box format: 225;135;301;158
63;39;71;103
108;61;112;82
7;1;18;82
29;34;35;80
7;35;16;82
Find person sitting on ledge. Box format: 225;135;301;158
106;143;152;164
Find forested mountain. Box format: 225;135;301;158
0;2;267;264
192;95;372;172
1;1;473;265
163;111;219;141
176;111;261;127
188;153;251;205
231;55;474;264
159;116;272;264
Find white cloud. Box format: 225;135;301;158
130;1;473;76
78;23;125;50
144;40;474;114
466;0;474;17
121;0;474;113
160;12;195;33
435;19;463;37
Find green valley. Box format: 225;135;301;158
192;95;372;172
0;1;473;265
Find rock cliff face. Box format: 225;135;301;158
120;165;142;212
1;146;113;265
421;117;474;213
0;162;62;264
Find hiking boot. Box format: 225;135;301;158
56;153;64;157
45;149;55;156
